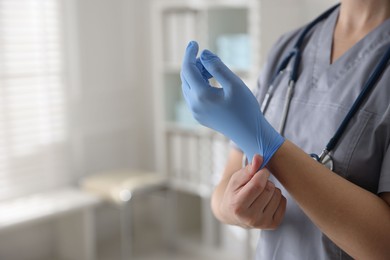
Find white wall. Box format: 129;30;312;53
260;0;338;65
66;0;159;250
67;0;155;178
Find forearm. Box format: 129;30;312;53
268;140;390;259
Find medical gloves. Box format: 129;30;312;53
181;41;284;168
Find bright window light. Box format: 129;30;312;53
0;0;69;201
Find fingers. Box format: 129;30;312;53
270;195;287;228
226;154;263;201
261;192;286;230
262;184;281;214
199;49;243;96
242;183;285;229
237;169;270;208
181;41;207;92
234;154;266;208
239;158;286;229
196;58;213;81
249;180;276;211
228;165;255;192
222;154;286;229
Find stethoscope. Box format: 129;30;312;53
243;4;390;170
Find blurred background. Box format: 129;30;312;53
0;0;336;259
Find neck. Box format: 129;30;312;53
338;0;390;32
331;0;390;63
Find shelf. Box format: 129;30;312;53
153;0;258;198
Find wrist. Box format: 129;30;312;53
266;139;289;172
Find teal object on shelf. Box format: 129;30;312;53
216;34;251;70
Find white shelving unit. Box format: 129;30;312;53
152;0;260;194
151;0;260;258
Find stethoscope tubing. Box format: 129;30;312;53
268;4;341;85
264;4;341;136
326;45;390;152
260;3;390;170
278;80;295;135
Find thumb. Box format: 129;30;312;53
231;154;263;190
200;49;242;95
229;164;255;190
250;154;263;174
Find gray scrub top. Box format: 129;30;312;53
243;7;390;260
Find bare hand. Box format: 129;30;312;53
219;154;287;229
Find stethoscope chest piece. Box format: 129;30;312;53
310;151;334;171
320;153;334;171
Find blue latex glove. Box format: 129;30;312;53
181;41;284;167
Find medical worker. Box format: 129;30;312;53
181;0;390;259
